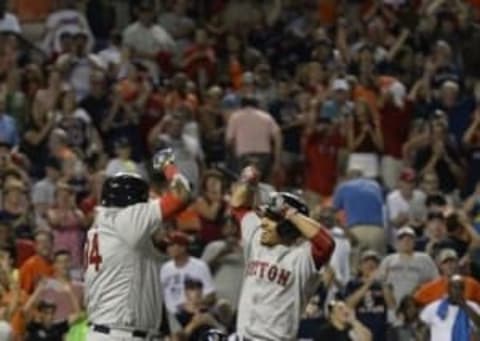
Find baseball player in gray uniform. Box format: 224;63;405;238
85;149;190;340
230;167;335;340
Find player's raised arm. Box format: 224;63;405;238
229;166;259;220
111;149;192;248
152;148;192;220
262;193;336;269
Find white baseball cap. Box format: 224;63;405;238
396;226;416;238
332;79;350;92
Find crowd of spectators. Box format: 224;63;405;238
0;0;479;340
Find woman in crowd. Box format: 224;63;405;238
46;182;86;275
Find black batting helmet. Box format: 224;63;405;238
101;173;149;208
261;192;309;240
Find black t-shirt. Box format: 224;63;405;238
79;95;110;132
344;279;387;341
26;320;69;341
465;147;480;196
0;210;32;239
268;99;301;153
313;322;351;341
413;142;462;193
175;308;215;341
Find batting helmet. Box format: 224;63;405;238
262;192;309;240
101;173;149;208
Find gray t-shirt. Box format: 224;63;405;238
378;252;439;305
201;240;244;309
236;211;321;341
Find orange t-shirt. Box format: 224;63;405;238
19;255;54;294
414;276;480;306
3;290;28;340
176;206;201;233
13;0;54;22
317;0;338;26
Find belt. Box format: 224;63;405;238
91;324;148;338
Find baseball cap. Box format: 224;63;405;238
332;79;349;92
167;231;190;246
221;93;240;110
3;179;25;193
436;248;458;263
399;168;416;183
396;226;416;238
361;250;381;262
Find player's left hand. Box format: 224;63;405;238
265;192;297;218
152;148;175;172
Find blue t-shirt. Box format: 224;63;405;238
333;178;384;227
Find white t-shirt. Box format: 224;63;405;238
160;257;215;313
328;226;351;286
420;299;480;341
0;13;21;33
387;189;426;223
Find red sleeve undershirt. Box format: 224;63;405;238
159;192;186;221
310;228;335;269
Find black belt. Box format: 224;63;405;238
91;324;148;338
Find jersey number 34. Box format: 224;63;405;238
85;232;103;271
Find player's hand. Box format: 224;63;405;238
239;165;260;185
152;148;175;172
265;192;290;218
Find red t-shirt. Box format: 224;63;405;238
303;130;344;196
183;45;216;83
380;100;412;158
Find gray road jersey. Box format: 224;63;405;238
85;201;165;331
236;211;321;341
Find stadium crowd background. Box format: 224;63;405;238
0;0;478;340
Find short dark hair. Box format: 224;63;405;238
37;300;56;311
425;194;447;207
241;96;259;108
184;277;203;290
